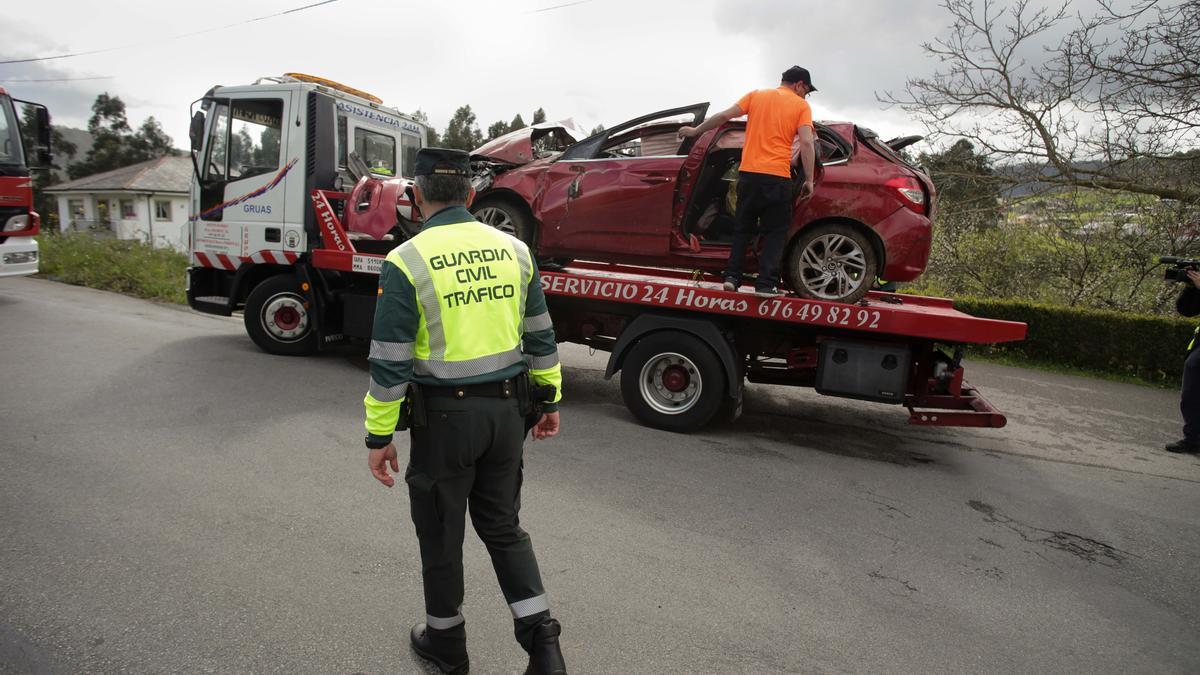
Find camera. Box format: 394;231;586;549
1161;256;1200;282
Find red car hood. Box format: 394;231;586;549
471;120;583;165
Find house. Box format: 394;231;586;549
45;156;191;251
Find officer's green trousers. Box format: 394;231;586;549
405;394;549;650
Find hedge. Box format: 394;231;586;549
951;296;1195;385
36;232;188;305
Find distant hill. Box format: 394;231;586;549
52;126;94;181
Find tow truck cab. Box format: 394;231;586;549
0;88;51;278
185;73;428;322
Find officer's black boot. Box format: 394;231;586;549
524;618;566;675
1165;438;1200;453
410;622;469;675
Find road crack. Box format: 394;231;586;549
967;500;1134;567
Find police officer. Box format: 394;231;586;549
363;148;567;674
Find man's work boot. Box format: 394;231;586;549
1165;438;1200;454
410;622;469;675
524;618;566;675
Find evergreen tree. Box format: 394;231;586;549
441;105;483;151
532;108;546;124
486;120;510;141
509;114;526;131
589;124;606;136
918;140;1001;229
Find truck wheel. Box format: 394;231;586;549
472;198;535;247
786;223;877;303
243;275;319;356
620;331;727;432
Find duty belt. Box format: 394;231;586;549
423;378;517;400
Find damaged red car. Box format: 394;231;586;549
468;103;934;304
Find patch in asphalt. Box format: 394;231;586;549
967;500;1133;567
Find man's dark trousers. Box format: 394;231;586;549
725;170;793;290
1182;347;1200;440
405;393;549;650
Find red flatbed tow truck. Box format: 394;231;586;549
300;189;1027;432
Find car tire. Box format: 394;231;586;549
619;331;727;432
785;223;878;304
243;274;319;356
471;198;535;248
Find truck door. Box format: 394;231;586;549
195;92;293;262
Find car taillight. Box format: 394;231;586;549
3;214;31;232
885;176;926;214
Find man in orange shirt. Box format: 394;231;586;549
680;65;817;296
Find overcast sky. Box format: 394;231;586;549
0;0;1057;154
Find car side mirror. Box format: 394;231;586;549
34;106;52;169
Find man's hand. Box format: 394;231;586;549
678;126;699;139
798;180;815;200
1187;269;1200;290
368;443;399;487
531;412;560;440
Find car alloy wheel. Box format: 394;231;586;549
796;232;869;301
475;206;517;237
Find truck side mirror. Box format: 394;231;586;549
34;106;51;169
189;111;206;154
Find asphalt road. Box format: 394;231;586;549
2;277;1198;674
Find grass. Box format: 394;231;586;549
963;348;1180;389
35;232;188;304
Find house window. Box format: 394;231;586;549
155;200;171;221
68;199;84;220
120;199;135;219
354;127;396;176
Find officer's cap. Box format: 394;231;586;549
414;147;471;178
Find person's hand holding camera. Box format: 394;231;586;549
1187;269;1200;289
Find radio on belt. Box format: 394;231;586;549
815;339;911;404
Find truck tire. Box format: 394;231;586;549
786;222;878;304
243;274;319;356
619;331;727;432
471;198;535;248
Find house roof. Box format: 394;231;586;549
46;155;191;194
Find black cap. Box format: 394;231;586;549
782;65;817;91
414;147;470;177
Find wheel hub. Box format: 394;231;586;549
639;353;703;415
661;365;690;392
262;294;310;342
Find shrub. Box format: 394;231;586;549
36;232;187;304
953;297;1195;385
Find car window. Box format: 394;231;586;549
562;103;708;161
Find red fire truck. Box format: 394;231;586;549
186;75;1026;432
0;87;51;278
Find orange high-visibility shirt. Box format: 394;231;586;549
735;87;813;178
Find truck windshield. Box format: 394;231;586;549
0;96;26;169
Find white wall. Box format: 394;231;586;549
53;191;189;252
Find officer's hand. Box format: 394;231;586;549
1188;269;1200;289
531;412;560;441
368;443;399;487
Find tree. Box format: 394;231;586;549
589;124;606;136
441;105;483;151
411;109;440;146
919;139;1002;228
509;114;526;131
486;120;510;141
67;94;175;179
532;107;546;124
881;0;1200;203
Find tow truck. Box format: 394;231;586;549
0;87;51;278
186;75;1027;432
